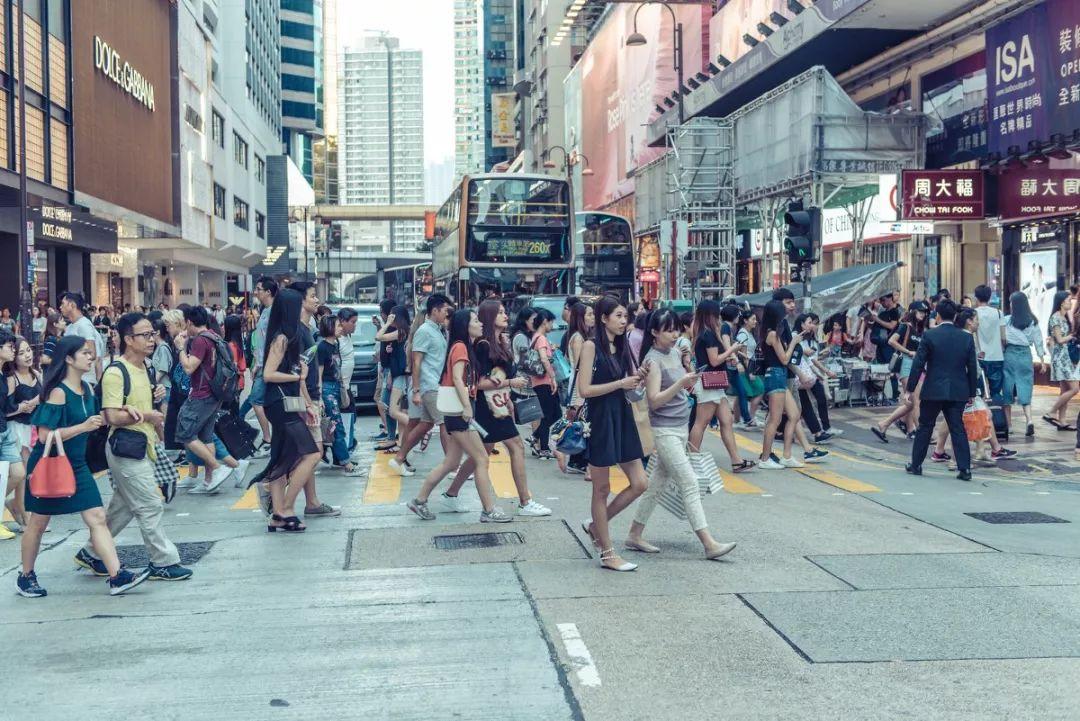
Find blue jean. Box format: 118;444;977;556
728;367;751;421
322;380;350;465
185;435;229;466
238;371;266;420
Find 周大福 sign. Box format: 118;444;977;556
94;36;155;112
900;170;985;220
985;0;1080;156
998;168;1080;219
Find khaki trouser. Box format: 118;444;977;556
633;426;709;532
83;445;181;567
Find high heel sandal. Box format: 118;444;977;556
599;548;637;572
581;519;600;548
419;431;432;452
267;514;306;533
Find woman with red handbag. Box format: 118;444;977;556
688;300;754;472
17;335;151;598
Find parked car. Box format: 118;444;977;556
326;303;381;408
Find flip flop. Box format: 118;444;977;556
870;426;888;444
1043;415;1061;427
1058;424;1077;432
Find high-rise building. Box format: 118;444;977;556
482;0;514;169
513;0;573;173
281;0;325;183
454;0;484;177
339;34;425;252
312;0;338;204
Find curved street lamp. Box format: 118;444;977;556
622;1;684;124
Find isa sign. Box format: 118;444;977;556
985;0;1080;156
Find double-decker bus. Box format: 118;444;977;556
575;211;635;301
429;174;575;306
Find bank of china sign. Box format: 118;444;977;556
93;36;155;112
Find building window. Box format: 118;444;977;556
255;211;265;239
255;155;265;184
212;109;225;148
233;132;248;168
213;183;226;219
184;105;203;133
233;196;249;229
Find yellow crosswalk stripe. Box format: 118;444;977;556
231;486;260;510
718;469;764;494
488;444;518;499
798;466;879;492
609;466;630;494
2;508;12;523
363;455;402;504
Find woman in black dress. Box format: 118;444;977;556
253;288;322;533
578;295;648;572
445;300;552;517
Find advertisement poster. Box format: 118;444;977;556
578;4;706;209
985;0;1080;156
491;93;517;148
1019;249;1058;345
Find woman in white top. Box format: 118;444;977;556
734;311;764;428
1002;291;1047;439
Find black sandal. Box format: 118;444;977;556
732;460;755;473
1043;415;1061;427
267;514;306;533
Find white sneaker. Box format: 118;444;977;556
232;459;251;488
389;458;414;477
176;476;199;490
204;465;233;493
252;443;271;459
780;456;805;468
517;500;552;517
758;457;784;470
440;492;472;513
825;428;844;436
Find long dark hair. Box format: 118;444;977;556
1008;291;1035;330
692;300;721;345
477;299;511;365
390;305;411;338
264;287;303;370
511;307;536;340
640;308;679;363
444;308;478;384
761;300;787;339
223;314;244;350
593;295;634;374
1052;290;1071;331
3;335;30;377
40;335;88;403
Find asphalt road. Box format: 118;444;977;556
1;404;1078;721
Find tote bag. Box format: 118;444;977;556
29;431;76;499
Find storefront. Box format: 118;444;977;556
636;235;662;303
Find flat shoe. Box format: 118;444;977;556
870;426;888;443
706;542;737;560
624;539;660;553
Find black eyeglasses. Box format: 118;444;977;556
128;331;156;341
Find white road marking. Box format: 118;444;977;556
761;494;774;497
175;513;190;517
556;623;601;688
968;492;983;495
900;492;914;496
546;497;560;500
832;492;844;496
1035;491;1051;495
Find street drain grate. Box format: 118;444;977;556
964;512;1070;525
433;532;523;550
115;541;215;568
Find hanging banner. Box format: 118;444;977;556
998;167;1080;219
900;169;986;220
985;0;1080;156
491;92;517;148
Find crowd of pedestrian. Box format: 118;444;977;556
7;278;1080;594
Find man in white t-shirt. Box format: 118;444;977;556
59;292;104;385
973;284;1004;405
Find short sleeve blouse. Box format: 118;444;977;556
441;341;476;398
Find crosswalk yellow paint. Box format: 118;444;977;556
2;508;12;523
488;445;518;499
363;454;403;504
718;469;764;494
231;486;261;510
797;466;879;493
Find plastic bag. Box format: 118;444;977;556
962;398;992;442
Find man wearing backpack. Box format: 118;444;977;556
74;313;193;581
174;305;235;493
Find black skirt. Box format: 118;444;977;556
252;400;319;484
474;394;519;443
585;390;643;468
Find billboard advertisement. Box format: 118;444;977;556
1019;248;1058;348
709;0;788;68
491;93;517;148
577;3;706;209
900;170;986;220
985;0;1080;156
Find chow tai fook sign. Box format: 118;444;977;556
998;168;1080;219
900;170;985;220
985;0;1080;156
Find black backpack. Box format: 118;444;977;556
188;331;240;402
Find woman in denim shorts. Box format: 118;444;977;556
758;299;807;469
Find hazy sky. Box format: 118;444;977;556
337;1;455;165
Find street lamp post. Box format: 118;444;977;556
619;0;686;125
543;145;594;206
16;4;31;334
378;34;396;253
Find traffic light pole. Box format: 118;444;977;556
801;264;811;313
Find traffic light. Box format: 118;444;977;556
784;200;821;265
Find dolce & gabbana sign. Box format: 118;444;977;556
93;36;155;112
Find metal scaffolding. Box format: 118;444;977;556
634;118;736;300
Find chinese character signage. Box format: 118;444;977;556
998;168;1080;219
901;170;986;220
985;0;1080;156
491;93;517;149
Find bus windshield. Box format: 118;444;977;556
467;178;570;228
576;212;634;297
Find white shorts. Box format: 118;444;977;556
694;380;731;406
9;422;31;451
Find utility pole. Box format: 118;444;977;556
16;3;31;332
381;34;396;253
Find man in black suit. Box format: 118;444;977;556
905;299;979;481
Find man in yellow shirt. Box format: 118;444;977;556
74;313;192;582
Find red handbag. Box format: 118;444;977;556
29;431;77;499
700;369;731;390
